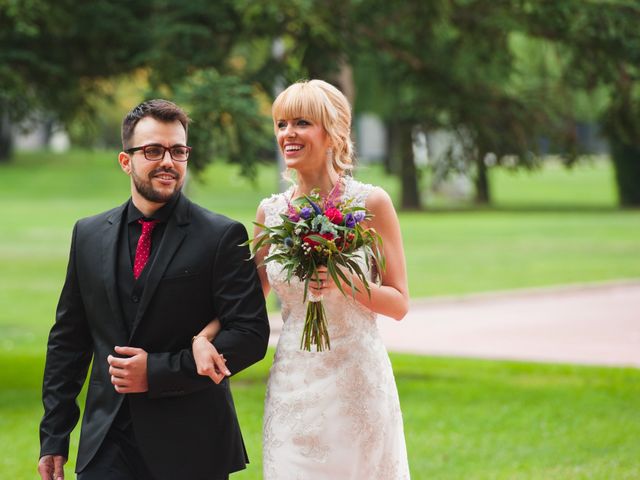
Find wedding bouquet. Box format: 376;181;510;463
250;188;385;352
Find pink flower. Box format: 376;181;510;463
325;207;344;225
287;204;300;222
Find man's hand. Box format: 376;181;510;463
107;346;149;393
38;454;66;480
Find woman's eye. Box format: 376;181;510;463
297;119;310;126
277;121;287;129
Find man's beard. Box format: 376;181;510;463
131;163;183;204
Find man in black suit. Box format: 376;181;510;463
38;99;269;480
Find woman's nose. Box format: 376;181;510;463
284;124;296;137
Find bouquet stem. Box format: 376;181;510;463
301;299;331;351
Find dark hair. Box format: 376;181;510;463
121;99;191;149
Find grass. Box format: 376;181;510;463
3;350;640;479
1;150;639;478
232;355;640;479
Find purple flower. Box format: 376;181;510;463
307;198;323;215
353;211;366;223
300;207;312;219
344;213;357;228
287;204;300;222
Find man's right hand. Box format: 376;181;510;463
38;454;66;480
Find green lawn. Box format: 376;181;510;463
3;350;640;479
1;150;639;478
232;355;640;480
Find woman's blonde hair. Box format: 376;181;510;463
272;79;354;173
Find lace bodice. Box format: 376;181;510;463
260;177;410;479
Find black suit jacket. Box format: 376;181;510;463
39;194;269;479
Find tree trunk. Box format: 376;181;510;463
609;138;640;207
604;68;640;207
385;120;399;175
399;121;421;210
0;112;13;163
335;60;355;108
474;154;491;205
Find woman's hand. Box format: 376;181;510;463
192;336;231;384
308;266;339;296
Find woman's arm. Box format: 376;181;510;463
254;204;271;297
310;187;410;320
195;318;222;342
192;319;230;384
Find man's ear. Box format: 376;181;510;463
118;151;131;175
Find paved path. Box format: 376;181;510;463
268;280;640;368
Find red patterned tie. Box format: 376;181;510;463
133;219;159;279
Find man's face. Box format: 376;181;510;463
121;117;188;205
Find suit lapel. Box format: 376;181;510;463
129;195;191;340
102;202;129;341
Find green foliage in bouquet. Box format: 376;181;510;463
248;189;385;351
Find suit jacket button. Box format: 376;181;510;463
132;295;139;303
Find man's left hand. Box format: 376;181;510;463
108;346;148;393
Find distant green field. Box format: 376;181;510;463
1;150;639;479
2;151;639;349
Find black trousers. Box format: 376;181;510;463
78;402;155;480
78;402;230;480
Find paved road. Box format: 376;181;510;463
268;280;640;368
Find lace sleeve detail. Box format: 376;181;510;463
343;176;376;208
259;188;292;228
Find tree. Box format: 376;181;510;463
6;0;636;208
348;0;575;208
521;0;640;206
347;0;640;208
0;0;154;160
174;70;272;178
0;0;274;175
604;73;640;206
138;0;277;177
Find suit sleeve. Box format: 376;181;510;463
39;222;93;458
146;222;269;398
210;222;270;373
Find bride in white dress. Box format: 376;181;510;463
193;79;410;479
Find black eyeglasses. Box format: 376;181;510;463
125;144;192;162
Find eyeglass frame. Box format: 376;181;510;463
125;143;192;162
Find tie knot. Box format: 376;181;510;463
138;218;159;233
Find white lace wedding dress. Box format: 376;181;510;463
261;177;410;479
